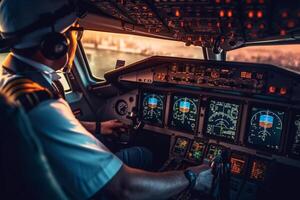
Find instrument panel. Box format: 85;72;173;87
106;56;300;182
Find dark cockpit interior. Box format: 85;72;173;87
1;0;300;200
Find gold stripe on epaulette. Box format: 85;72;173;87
3;78;53;101
2;78;34;94
6;83;46;96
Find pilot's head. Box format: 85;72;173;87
0;0;82;71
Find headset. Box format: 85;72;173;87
0;0;86;60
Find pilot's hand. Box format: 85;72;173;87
188;162;213;193
101;119;128;135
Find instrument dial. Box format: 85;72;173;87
115;100;128;116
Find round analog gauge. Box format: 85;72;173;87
248;108;284;149
142;93;165;125
115;100;128;116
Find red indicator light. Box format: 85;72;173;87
257;11;263;18
227;22;232;28
281;11;288;18
215;0;221;3
246;0;252;4
216;22;221;28
287;20;295;28
248;11;254;18
226;0;231;3
180;21;184;27
268;86;276;94
258;0;265;4
280;29;286;36
280;88;287;95
259;23;265;29
227;10;233;17
175;9;180;17
220;10;225;17
246;23;252;29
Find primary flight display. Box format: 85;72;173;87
206;100;240;140
169;95;200;132
247;107;285;150
141;92;165;126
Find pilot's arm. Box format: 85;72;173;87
81;119;127;135
28;98;213;200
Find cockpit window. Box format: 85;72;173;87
0;53;8;76
227;45;300;72
81;30;203;80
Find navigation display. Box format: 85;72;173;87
173;137;190;156
141;92;165;126
206;100;240;140
250;159;268;181
291;114;300;157
206;144;223;161
187;141;206;162
169;95;199;133
247;107;285;150
230;154;247;176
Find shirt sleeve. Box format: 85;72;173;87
28;98;123;200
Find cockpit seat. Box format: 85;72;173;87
0;91;67;200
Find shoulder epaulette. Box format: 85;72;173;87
0;77;54;112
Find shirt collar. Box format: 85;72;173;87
12;53;61;84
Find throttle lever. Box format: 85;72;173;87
210;150;231;200
126;111;144;131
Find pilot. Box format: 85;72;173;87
0;0;214;199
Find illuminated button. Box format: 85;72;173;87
248;11;254;18
257;11;263;18
279;88;287;95
268;86;277;94
287;20;295;28
219;10;225;18
227;10;233;18
259;23;265;30
246;23;253;29
280;29;286;36
175;9;180;17
281;11;288;18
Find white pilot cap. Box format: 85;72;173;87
0;0;78;49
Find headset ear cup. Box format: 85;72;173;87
40;33;69;60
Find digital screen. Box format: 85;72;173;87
206;144;223;161
206;100;240;140
291;114;300;156
230;155;247;175
247;107;285;150
141;92;165;125
173;137;190;156
250;160;267;181
187;141;206;162
169;95;199;132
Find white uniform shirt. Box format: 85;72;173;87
1;55;123;199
